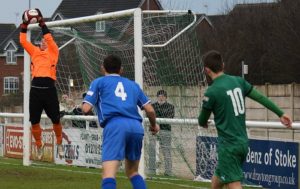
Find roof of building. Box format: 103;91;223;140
52;0;162;19
0;24;16;48
0;24;16;46
231;2;278;14
0;24;19;54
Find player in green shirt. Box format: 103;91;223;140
198;50;292;189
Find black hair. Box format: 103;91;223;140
103;54;122;74
202;50;223;73
157;90;167;97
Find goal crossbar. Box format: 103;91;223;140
28;8;137;30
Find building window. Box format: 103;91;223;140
4;77;19;94
6;50;17;64
96;12;105;32
96;20;105;32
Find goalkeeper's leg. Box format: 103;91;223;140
31;123;45;160
29;89;45;160
31;123;42;147
29;88;44;148
44;89;63;158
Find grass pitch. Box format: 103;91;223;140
0;157;262;189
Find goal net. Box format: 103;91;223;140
24;8;216;180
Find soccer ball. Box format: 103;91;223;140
23;9;40;24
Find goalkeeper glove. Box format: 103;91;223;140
20;23;28;33
35;8;46;27
20;23;28;30
20;10;28;33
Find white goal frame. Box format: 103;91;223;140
22;8;198;176
23;7;144;169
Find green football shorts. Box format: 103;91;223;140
214;142;248;184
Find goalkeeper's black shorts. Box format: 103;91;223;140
29;86;60;124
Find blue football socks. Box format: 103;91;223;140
130;174;147;189
102;178;116;189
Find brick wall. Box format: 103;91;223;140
0;56;24;96
145;83;300;122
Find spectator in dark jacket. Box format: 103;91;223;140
150;90;175;176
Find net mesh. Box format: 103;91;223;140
34;10;216;180
141;12;210;179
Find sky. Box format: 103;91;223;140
0;0;275;25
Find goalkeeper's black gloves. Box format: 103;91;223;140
20;23;28;31
35;8;46;27
20;10;29;33
20;22;28;33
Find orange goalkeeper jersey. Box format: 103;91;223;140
20;33;59;80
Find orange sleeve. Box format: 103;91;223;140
19;32;37;56
44;33;59;64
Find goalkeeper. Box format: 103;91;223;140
19;9;63;160
198;50;292;189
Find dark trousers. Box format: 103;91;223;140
29;87;60;124
148;130;172;175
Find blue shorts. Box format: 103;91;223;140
102;117;144;162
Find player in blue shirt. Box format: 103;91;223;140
82;55;160;189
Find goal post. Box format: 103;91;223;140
23;32;31;166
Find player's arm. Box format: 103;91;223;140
198;90;214;128
143;103;160;135
42;26;59;58
19;12;36;55
198;108;211;128
136;84;159;134
36;9;59;59
82;80;99;115
247;88;292;128
81;92;96;115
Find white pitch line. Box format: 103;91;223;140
0;161;208;189
148;179;209;189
